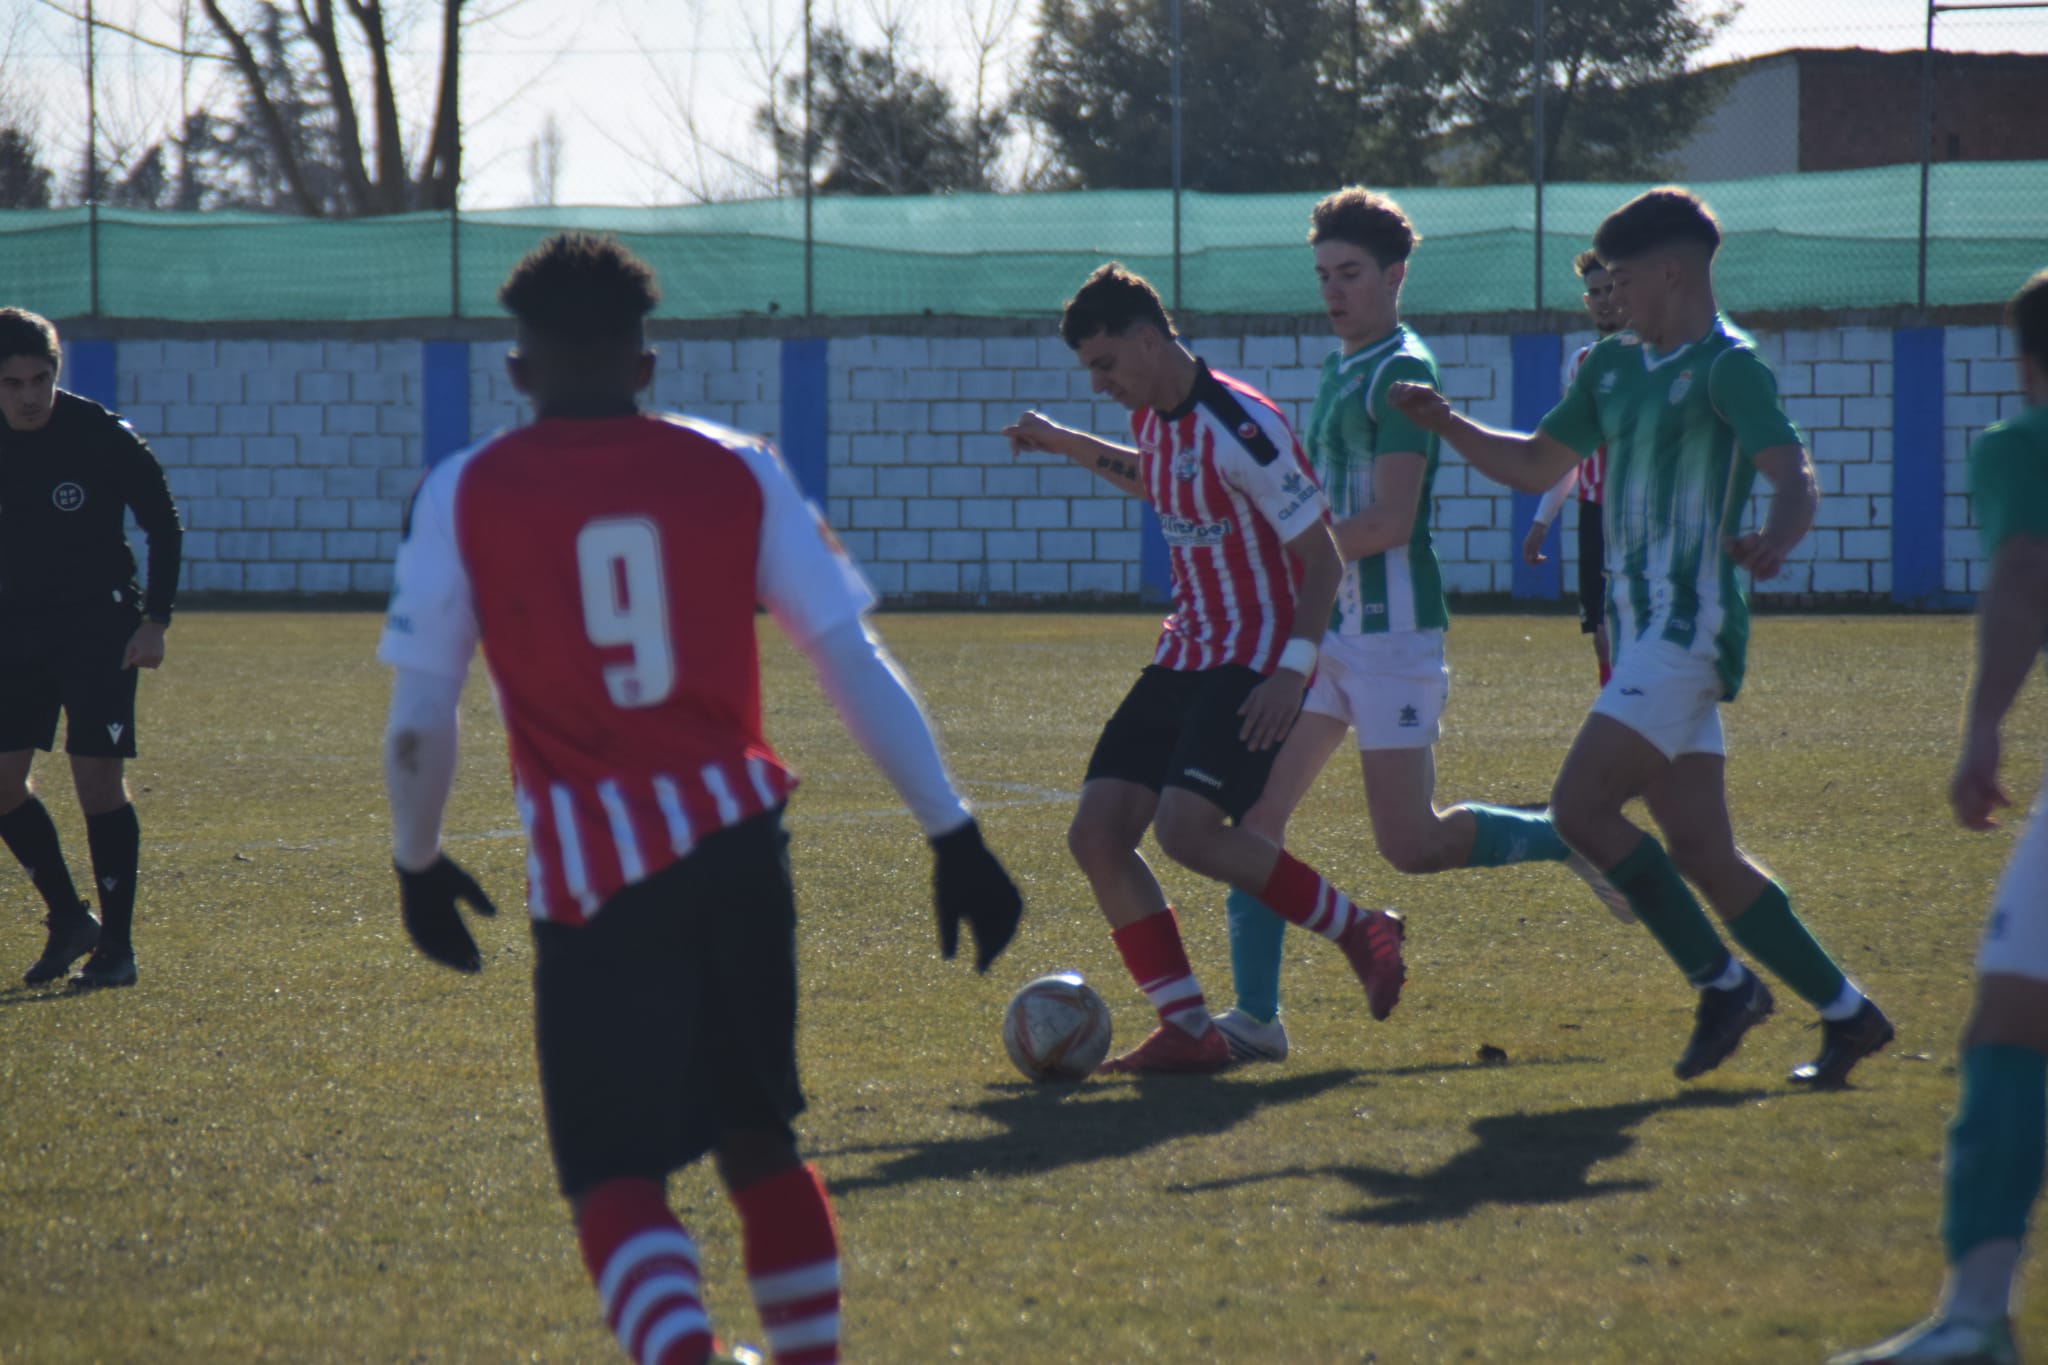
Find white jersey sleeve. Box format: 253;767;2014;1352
376;444;483;681
1214;404;1327;541
738;438;879;649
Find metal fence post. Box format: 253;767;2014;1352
1170;0;1184;311
1532;0;1545;314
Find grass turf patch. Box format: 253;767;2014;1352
0;611;2036;1363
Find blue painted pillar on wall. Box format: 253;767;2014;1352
1509;332;1564;601
780;338;830;505
68;339;118;410
421;340;470;467
1891;327;1946;606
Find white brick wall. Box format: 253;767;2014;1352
1945;325;2029;594
110;323;2019;602
120;339;420;594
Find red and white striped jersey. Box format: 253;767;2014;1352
377;412;875;924
1565;345;1607;505
1135;364;1328;672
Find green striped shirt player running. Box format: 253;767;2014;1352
1830;271;2048;1365
1213;189;1585;1066
1389;187;1892;1088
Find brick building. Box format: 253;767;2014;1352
1669;47;2048;182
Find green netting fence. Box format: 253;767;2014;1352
4;162;2044;323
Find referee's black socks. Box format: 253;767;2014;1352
86;804;140;952
0;796;84;920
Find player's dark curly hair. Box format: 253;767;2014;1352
1060;263;1176;348
2010;269;2048;369
1574;249;1605;279
0;308;60;368
1593;188;1721;264
1308;188;1418;268
499;233;659;342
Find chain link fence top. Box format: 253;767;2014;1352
4;162;2043;322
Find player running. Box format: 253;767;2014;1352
1003;262;1406;1076
1389;188;1892;1086
1825;272;2048;1365
1523;250;1626;689
378;233;1022;1365
0;308;182;990
1213;190;1588;1065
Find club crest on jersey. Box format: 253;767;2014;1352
51;482;84;512
1173;450;1200;482
1598;371;1619;395
1668;369;1694;404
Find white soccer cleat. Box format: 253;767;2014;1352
1825;1314;2018;1365
1566;850;1636;924
1212;1007;1289;1063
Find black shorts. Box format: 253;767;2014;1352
1084;664;1282;822
1576;510;1607;634
531;806;804;1199
0;607;142;758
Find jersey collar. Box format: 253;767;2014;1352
1336;326;1405;373
1640;315;1728;371
1157;360;1217;422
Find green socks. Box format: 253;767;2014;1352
1461;804;1570;867
1943;1044;2047;1263
1726;880;1850;1013
1605;833;1731;986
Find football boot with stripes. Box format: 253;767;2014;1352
1335;908;1407;1021
1097;1023;1232;1075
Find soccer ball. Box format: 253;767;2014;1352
1002;971;1113;1082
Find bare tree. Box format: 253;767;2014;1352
526;110;562;207
197;0;464;215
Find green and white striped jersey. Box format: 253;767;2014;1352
1538;315;1801;700
1305;325;1448;635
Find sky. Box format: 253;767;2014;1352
6;0;2046;210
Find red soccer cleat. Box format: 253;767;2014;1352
1096;1023;1232;1075
1335;908;1407;1021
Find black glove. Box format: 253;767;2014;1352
930;819;1022;974
395;855;499;973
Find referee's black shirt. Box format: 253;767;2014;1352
0;390;183;622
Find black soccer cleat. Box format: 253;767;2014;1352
1674;971;1774;1080
69;944;137;990
23;904;100;985
1790;998;1894;1089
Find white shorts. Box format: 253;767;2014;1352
1978;791;2048;982
1589;639;1725;760
1302;629;1448;751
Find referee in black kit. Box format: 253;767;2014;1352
0;308;181;989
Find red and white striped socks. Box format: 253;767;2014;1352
1258;850;1362;943
734;1164;842;1365
1111;908;1213;1037
577;1178;713;1365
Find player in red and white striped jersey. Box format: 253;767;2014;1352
1523;250;1624;686
377;233;1021;1365
1004;263;1407;1075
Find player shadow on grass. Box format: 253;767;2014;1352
0;983;95;1008
1176;1087;1770;1227
822;1068;1364;1194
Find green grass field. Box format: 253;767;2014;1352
1;611;2041;1364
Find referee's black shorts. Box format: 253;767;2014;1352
532;805;804;1199
0;605;142;758
1576;509;1607;635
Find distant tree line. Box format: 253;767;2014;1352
0;0;1731;212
